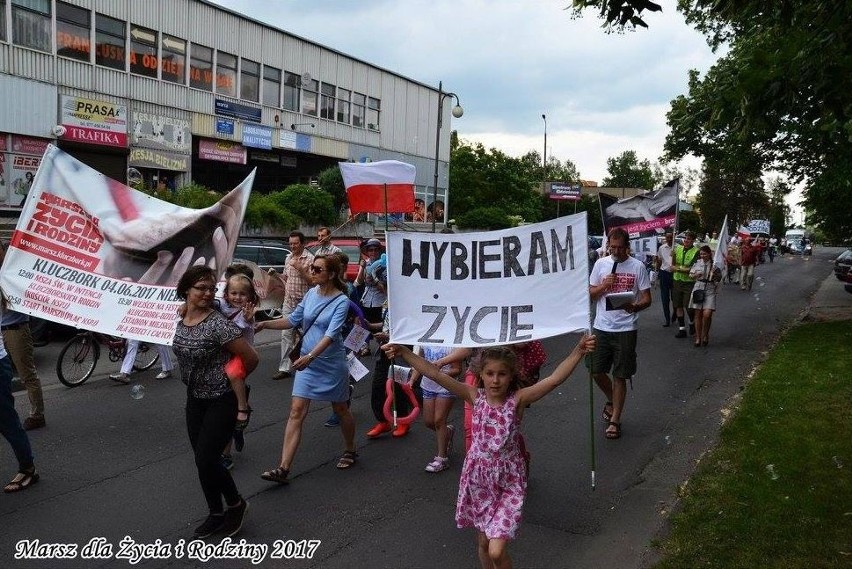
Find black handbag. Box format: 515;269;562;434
691;289;706;304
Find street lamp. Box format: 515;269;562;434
432;80;463;232
541;114;547;172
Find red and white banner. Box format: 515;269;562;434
339;160;416;214
0;145;254;344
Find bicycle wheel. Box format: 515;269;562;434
132;342;160;371
56;333;100;387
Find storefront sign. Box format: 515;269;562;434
242;124;272;150
214;99;261;123
59;95;128;147
11;135;50;156
216;118;234;135
249;151;279;163
198;139;247;164
548;182;582;201
278;130;311;152
3;154;42;207
131;112;191;153
128;148;189;171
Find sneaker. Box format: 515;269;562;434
233;430;245;452
23;416;46;431
272;370;292;381
366;422;392;438
675;329;687;338
155;370;172;380
221;454;234;470
221;499;249;538
193;513;225;538
425;456;449;472
392;422;410;437
109;372;130;384
324;414;341;428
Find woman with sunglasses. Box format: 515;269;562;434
257;254;355;483
172;266;259;539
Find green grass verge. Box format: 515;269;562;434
654;320;852;569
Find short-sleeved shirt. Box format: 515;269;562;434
172;311;243;399
657;243;673;272
589;255;651;333
283;250;314;309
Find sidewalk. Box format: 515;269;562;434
802;272;852;322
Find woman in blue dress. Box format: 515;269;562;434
257;254;355;484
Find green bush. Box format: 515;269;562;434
267;184;336;226
244;194;300;233
316;166;347;212
456;206;512;230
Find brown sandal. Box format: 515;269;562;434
260;466;289;484
4;468;39;493
605;421;621;440
336;451;358;469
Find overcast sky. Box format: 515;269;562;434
211;0;720;187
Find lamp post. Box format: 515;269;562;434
432;80;464;233
541;114;547;172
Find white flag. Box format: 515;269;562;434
713;215;730;273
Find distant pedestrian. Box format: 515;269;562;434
314;227;342;257
740;239;758;291
383;335;595;568
270;231;314;380
655;231;674;327
671;230;699;338
109;340;174;384
688;246;722;347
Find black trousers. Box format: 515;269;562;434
186;390;240;514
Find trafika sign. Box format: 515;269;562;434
59;95;128;147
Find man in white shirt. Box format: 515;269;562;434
314;227;341;257
588;227;652;440
655;232;674;327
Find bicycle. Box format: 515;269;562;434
56;331;160;388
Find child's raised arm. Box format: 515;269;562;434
382;344;476;405
516;334;596;407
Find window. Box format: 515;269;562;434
301;78;318;117
56;1;89;62
240;58;259;102
262;65;280;107
352;92;366;128
336;88;350;124
95;13;125;70
160;34;185;84
367;97;381;131
0;0;6;42
189;43;213;91
320;83;336;120
12;0;51;52
282;71;300;111
216;51;237;97
129;24;157;78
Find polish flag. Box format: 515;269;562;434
339;160;416;214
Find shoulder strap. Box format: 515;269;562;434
301;293;344;336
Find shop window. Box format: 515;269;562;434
56;1;89;62
129;23;157;78
11;0;51;52
262;65;281;107
161;34;185;84
367;97;381;131
95;13;125;70
320;83;336;120
216;50;237;97
301;78;318;117
189;43;213;91
240;58;259;102
352;92;366;128
336;88;350;124
282;71;300;111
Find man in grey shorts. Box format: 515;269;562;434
587;227;652;440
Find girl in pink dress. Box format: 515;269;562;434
384;334;595;569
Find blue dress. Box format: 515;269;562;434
288;287;350;401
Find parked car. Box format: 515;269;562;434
307;238;384;282
232;238;291;273
833;249;852;281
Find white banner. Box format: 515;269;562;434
387;213;590;347
0;145;253;344
747;219;770;235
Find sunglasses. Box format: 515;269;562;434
191;285;217;293
309;265;327;274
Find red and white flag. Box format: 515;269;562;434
339;160;416;214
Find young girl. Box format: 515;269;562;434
218;273;259;467
383;334;595;569
408;345;461;472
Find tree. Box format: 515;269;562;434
266;184;337;226
765;178;791;238
693;155;767;233
569;0;662;30
602;150;655;189
316;165;347;213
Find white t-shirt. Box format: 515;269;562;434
657;243;673;272
589;255;651;333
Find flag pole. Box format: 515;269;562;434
586;214;597;491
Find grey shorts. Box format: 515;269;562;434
586;328;638;379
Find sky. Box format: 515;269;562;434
210;0;720;189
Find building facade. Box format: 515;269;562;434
0;0;454;228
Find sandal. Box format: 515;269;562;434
4;467;40;493
235;408;252;431
605;421;622;440
336;450;358;469
602;401;613;422
260;466;289;484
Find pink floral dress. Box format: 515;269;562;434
456;390;527;540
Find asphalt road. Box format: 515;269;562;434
1;248;843;568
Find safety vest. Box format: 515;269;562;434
673;245;699;282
